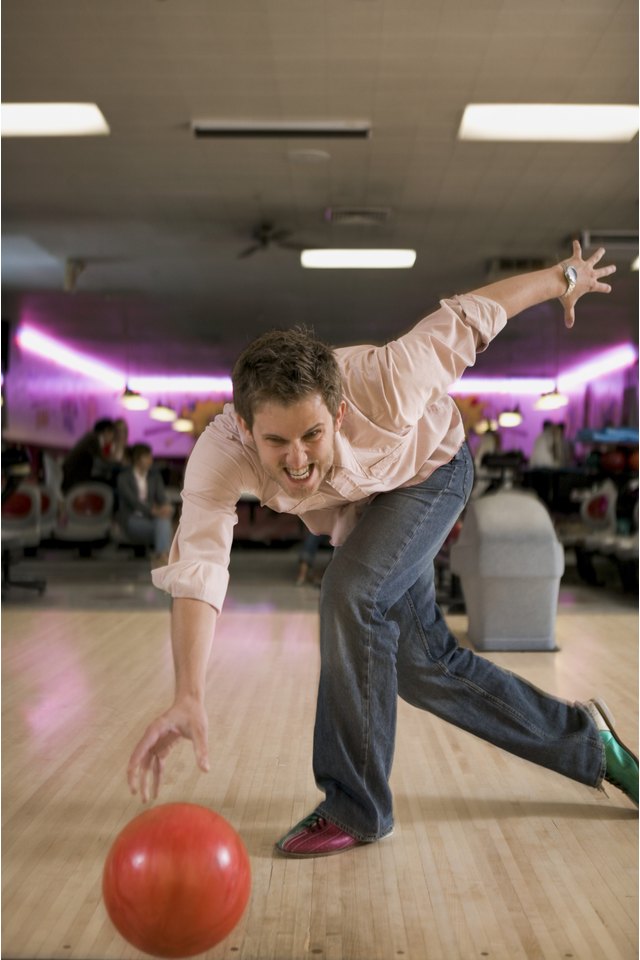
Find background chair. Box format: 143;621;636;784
1;484;46;596
54;482;114;554
38;484;59;540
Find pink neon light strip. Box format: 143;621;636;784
450;377;555;396
16;324;636;397
451;344;637;395
16;326;125;390
129;374;233;395
557;344;637;390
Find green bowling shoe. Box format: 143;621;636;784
587;699;638;806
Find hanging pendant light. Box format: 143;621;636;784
498;406;522;428
172;416;195;433
121;386;149;411
150;401;177;422
475;416;500;434
535;316;569;410
534;386;569;411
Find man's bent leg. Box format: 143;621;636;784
313;446;474;840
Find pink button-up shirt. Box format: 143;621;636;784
152;294;507;611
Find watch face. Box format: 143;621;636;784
566;266;577;283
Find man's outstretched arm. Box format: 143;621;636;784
470;240;616;327
127;597;216;802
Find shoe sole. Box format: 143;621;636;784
591;698;639;766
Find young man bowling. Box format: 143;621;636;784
127;242;638;857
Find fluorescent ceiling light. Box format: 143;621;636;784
192;119;370;139
1;103;110;137
458;104;639;142
301;249;416;269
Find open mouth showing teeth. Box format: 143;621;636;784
286;466;312;481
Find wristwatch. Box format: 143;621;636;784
560;263;577;299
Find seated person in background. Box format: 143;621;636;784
471;429;501;499
61;418;115;492
473;428;500;471
553;422;574;468
296;531;332;586
1;444;32;503
531;419;559;468
117;443;174;564
108;418;131;470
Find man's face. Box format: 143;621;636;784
239;392;346;499
136;453;153;475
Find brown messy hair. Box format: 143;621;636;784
232;326;343;429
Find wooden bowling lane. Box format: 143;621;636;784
2;603;638;960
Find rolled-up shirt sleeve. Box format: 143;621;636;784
338;294;507;431
151;415;251;612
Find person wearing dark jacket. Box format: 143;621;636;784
61;419;115;492
116;443;174;564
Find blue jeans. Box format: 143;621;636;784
299;532;332;566
313;443;604;841
125;515;172;555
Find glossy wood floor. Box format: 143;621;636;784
2;549;638;960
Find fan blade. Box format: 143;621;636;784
237;243;263;258
278;240;312;252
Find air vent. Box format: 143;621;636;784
580;229;638;251
191;120;371;139
324;207;391;226
485;256;552;279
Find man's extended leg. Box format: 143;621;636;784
277;444;630;856
393;565;601;779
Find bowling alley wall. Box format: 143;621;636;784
2;331;226;458
3;316;637;465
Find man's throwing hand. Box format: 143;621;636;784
127;697;210;803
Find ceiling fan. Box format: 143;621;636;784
237;221;309;259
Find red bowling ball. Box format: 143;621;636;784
103;803;251;958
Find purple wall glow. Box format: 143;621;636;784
3;342;215;457
4;324;637;463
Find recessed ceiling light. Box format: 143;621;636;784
301;249;416;269
1;103;110;137
458;104;639;142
